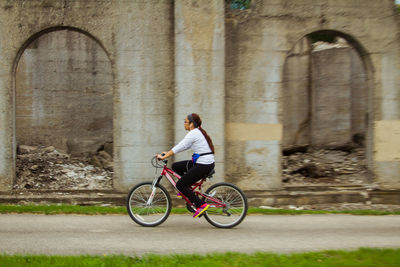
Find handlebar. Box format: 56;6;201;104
151;154;168;168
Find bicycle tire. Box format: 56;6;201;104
204;182;248;228
126;182;171;227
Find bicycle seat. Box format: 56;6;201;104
206;169;215;179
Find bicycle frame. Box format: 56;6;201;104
151;162;226;209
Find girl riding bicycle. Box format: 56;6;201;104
157;113;215;218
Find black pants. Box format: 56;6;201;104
172;160;215;208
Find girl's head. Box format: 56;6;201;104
187;113;201;129
184;113;201;130
185;113;215;153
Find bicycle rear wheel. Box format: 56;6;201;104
126;182;171;227
204;182;247;228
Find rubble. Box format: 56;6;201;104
14;143;372;190
14;146;113;191
312;37;350;52
282;147;372;185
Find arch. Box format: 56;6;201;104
307;30;374;170
12;26;113;74
12;26;115;189
281;29;375;183
291;29;375;74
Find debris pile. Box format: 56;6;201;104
282;147;371;185
312;37;350;52
14;145;113;191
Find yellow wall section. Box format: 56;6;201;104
226;123;282;141
374;120;400;161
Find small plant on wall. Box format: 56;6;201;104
229;0;251;10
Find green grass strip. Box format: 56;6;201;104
1;248;400;266
0;204;399;216
0;204;126;215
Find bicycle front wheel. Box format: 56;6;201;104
126;182;171;227
204;182;248;228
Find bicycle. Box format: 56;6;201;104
126;156;248;228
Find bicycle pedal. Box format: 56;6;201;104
186;204;196;213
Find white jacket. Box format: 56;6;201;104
172;128;215;165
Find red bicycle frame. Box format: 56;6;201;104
156;163;226;209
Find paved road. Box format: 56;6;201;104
1;214;399;255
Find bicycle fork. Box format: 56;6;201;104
147;175;163;205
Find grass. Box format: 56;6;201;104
0;204;127;215
0;248;399;266
0;204;400;216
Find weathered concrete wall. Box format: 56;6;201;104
350;48;368;138
225;0;400;189
369;2;400;189
110;2;175;190
225;3;285;190
283;44;368;149
174;0;225;182
311;47;353;147
0;0;175;191
311;47;367;147
15;30;113;155
0;0;399;192
282;37;311;148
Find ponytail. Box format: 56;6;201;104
189;113;215;154
198;126;215;154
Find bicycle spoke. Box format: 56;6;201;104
204;183;247;228
127;183;171;227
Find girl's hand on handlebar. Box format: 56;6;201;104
156;150;174;160
156;152;167;160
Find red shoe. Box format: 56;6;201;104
193;203;210;218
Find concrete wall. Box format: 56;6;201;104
311;47;353;147
311;47;367;147
225;3;284;190
282;37;311;148
174;0;225;182
0;0;175;191
15;30;113;155
283;45;368;149
225;0;400;189
0;0;399;192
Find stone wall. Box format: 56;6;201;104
0;0;175;191
283;42;367;149
225;2;284;190
0;0;399;192
224;0;400;190
16;29;113;156
311;46;367;147
282;37;311;148
174;0;225;181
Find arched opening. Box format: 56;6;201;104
282;30;373;185
13;27;114;190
